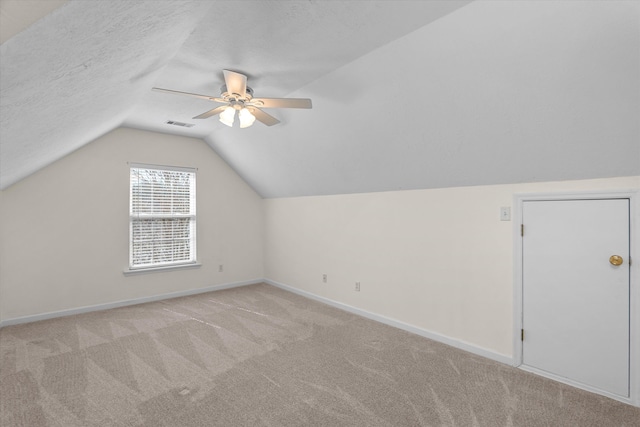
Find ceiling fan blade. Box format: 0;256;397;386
152;87;223;102
193;105;228;119
223;70;247;98
248;107;280;126
251;98;312;109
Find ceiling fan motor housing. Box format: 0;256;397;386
221;85;253;101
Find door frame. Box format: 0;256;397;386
513;189;639;406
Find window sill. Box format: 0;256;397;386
123;262;201;276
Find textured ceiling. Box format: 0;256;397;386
0;0;68;44
1;0;638;196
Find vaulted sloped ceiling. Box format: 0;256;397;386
1;1;638;196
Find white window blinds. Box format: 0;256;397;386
129;165;196;269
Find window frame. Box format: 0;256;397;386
127;163;198;273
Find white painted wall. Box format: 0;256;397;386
1;130;636;362
264;176;640;358
0;127;263;321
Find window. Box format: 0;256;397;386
129;164;196;270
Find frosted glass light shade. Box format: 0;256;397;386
239;108;256;128
219;106;235;127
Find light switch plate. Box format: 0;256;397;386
500;207;511;221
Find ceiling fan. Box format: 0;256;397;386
152;70;312;128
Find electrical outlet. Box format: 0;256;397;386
218;264;223;272
323;274;327;283
355;282;360;292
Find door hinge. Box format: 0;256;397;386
521;224;524;236
521;329;524;341
629;256;632;266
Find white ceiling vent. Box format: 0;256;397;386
166;120;195;128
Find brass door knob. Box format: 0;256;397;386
609;255;623;266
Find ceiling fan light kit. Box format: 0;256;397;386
238;107;256;128
152;70;312;128
219;106;236;127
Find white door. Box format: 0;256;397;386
522;198;630;397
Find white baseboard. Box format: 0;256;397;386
1;277;513;366
264;279;514;366
0;279;262;328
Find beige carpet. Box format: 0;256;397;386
1;283;638;426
